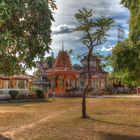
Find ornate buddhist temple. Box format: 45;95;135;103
47;50;80;96
32;48;111;96
80;55;108;94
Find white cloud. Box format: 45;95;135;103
52;24;76;34
97;45;115;52
100;46;113;52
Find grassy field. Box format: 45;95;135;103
0;98;140;140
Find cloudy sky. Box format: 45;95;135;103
28;0;130;74
50;0;129;59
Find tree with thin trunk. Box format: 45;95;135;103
75;8;114;118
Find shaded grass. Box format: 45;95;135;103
0;98;140;140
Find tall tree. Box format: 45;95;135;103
110;1;140;85
121;0;140;42
75;8;114;118
0;0;56;76
110;39;139;85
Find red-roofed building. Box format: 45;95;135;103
47;50;80;95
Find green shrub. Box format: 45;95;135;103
35;90;45;98
9;90;19;100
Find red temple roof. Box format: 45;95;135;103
54;51;72;69
47;50;80;78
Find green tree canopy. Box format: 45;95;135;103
110;1;140;85
0;0;56;75
46;56;53;69
110;40;140;85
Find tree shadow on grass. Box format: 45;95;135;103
0;99;51;106
100;132;140;140
0;134;12;140
90;118;140;128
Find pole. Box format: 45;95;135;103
51;52;55;100
40;61;43;90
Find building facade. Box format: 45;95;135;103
33;51;109;96
0;75;32;99
80;55;108;94
47;50;80;96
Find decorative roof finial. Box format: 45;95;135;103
62;41;64;51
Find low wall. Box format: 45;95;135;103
0;89;29;99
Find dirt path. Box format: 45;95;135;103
1;107;77;139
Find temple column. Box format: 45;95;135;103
99;78;101;90
27;80;29;89
105;78;107;88
97;78;99;90
64;74;66;94
75;79;76;88
74;79;77;93
16;80;19;88
50;75;53;91
24;80;27;89
48;76;51;90
99;79;101;90
77;77;80;89
91;78;93;88
68;78;70;89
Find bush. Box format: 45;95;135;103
9;90;19;100
105;85;111;91
35;90;45;98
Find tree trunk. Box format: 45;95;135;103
81;52;92;118
82;85;88;118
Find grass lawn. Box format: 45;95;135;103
0;98;140;140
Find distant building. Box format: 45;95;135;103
0;75;32;99
33;60;50;92
80;55;108;94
